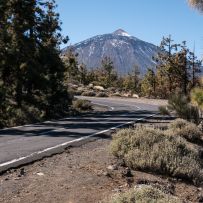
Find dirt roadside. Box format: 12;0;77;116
0;118;202;203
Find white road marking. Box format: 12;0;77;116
91;100;140;110
0;113;156;169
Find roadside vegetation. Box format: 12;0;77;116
110;124;203;185
1;1;203;128
106;185;182;203
0;0;71;128
109;118;203;202
72;99;93;112
168;118;202;142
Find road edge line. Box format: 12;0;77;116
0;113;158;174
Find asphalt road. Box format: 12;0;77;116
0;96;159;172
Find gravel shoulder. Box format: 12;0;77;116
0;118;202;203
108;97;168;106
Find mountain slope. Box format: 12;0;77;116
62;29;159;75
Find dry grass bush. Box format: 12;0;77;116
0;104;43;128
81;91;96;97
72;99;92;111
96;92;108;97
158;106;170;115
112;92;122;97
167;94;200;124
107;185;182;203
110;127;203;184
168;119;202;142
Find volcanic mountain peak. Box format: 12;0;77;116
62;30;159;75
113;29;131;37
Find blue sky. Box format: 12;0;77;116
57;0;203;59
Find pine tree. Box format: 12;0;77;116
101;56;115;88
141;68;156;97
0;0;71;125
63;48;79;83
155;35;178;94
78;63;88;85
174;41;190;95
188;51;202;88
34;0;70;116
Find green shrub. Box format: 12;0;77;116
96;92;108;97
191;87;203;110
168;119;202;142
158;106;170;115
110;128;163;158
112;92;121;97
167;94;200;124
107;185;182;203
169;118;189;129
81;91;96;97
73;99;92;111
110;127;203;184
0;104;43;128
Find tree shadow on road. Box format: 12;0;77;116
0;110;161;138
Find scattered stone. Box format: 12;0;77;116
198;194;203;203
107;164;118;171
20;168;25;176
121;167;133;177
123;93;131;97
88;83;94;88
103;171;111;177
119;184;128;188
94;86;105;91
36;172;44;176
112;188;121;193
198;188;202;191
132;94;139;98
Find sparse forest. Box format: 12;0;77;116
64;36;202;99
0;0;203;128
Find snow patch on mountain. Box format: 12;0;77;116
113;29;131;37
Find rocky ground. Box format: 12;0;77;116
0;118;202;203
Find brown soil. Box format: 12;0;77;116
0;119;202;203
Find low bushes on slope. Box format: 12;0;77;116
159;94;200;124
96;92;108;97
81;91;96;97
72;99;92;111
107;185;182;203
168;119;202;142
110;127;203;184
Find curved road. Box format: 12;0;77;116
0;97;159;172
